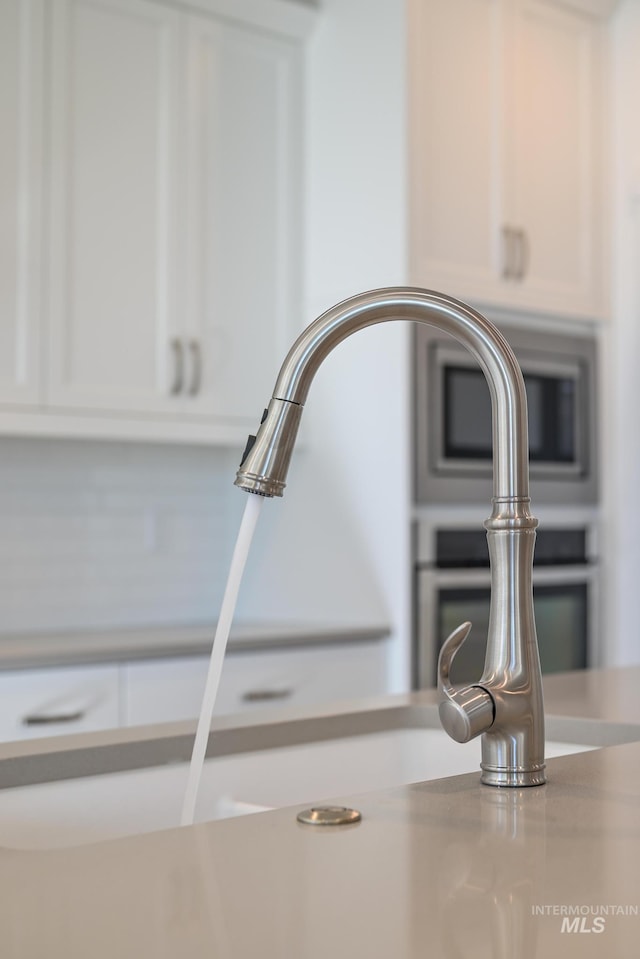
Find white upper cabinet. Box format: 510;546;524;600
184;16;301;423
409;0;606;320
410;0;507;301
0;0;44;406
0;0;307;439
48;0;183;414
508;0;605;317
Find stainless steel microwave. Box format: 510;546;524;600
414;322;598;505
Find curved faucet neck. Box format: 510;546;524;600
273;287;530;502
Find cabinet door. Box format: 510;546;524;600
409;0;605;321
0;0;44;406
183;16;302;422
0;664;120;742
409;0;509;301
47;0;183;414
509;0;605;317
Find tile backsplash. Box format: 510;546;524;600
0;439;244;634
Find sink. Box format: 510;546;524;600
0;702;612;850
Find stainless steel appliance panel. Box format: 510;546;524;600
414;524;598;689
414;323;598;505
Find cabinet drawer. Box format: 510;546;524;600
0;664;120;742
122;640;389;726
216;642;389;716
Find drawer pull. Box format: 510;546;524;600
23;710;86;726
241;688;293;703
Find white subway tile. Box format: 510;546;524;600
0;439;238;633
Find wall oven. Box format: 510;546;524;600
414;322;598;505
414;520;599;689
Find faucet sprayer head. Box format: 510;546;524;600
235;397;303;497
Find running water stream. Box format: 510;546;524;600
180;492;264;827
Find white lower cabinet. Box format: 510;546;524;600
0;664;120;742
0;641;388;741
122;641;389;726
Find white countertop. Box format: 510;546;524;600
0;620;391;670
2;665;640;957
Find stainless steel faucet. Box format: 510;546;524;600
235;287;545;787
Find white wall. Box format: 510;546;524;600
303;0;411;690
0;438;240;633
606;0;640;664
240;0;412;690
0;428;393;641
303;0;408;307
307;0;410;689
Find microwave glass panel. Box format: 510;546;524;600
436;583;588;685
443;366;577;463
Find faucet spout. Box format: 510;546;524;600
235;287;545;787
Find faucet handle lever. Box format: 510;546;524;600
438;621;473;699
437;621;495;743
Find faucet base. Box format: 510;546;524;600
480;764;546;788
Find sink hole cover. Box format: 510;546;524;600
296;806;362;826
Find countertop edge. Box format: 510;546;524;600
0;622;392;671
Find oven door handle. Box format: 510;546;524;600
422;567;492;589
422;563;596;589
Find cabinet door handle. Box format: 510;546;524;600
22;709;86;726
516;229;530;281
170;338;184;395
188;339;202;396
501;225;515;280
241;688;294;703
